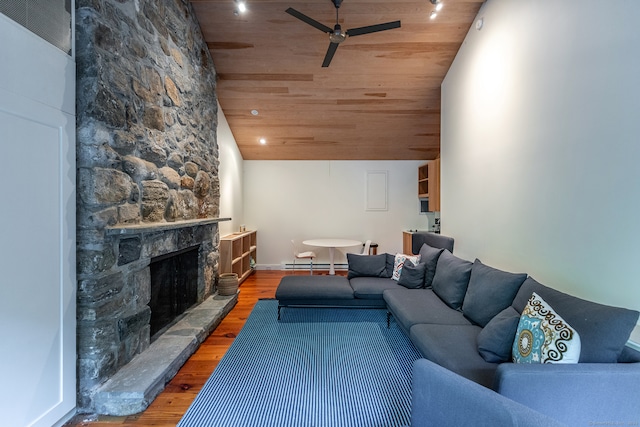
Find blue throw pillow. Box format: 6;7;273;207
477;306;521;363
346;253;387;279
431;250;473;310
418;243;444;288
398;261;427;289
383;253;395;278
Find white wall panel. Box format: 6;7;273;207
0;12;76;427
243;160;433;267
217;103;244;237
441;0;640;320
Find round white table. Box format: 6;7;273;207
302;239;362;275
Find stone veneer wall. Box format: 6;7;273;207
75;0;220;411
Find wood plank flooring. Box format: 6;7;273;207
66;270;327;427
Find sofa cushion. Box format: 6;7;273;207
410;324;499;388
392;253;421;281
462;259;527;327
383;253;395;278
513;277;640;363
275;275;354;301
431;250;473;310
477;307;521;363
417;243;445;288
349;277;398;300
513;292;581;364
384;288;472;335
398;261;427;289
346;253;387;279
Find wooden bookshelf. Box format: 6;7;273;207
219;230;257;285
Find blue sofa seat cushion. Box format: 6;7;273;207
409;323;499;388
275;275;354;301
462;259;527;327
349;277;398;300
512;277;640;363
384;288;472;335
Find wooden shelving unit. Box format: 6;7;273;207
219;230;257;285
418;159;440;212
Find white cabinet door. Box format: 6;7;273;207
0;13;76;427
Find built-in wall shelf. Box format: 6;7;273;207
417;159;440;212
106;217;231;236
220;230;257;285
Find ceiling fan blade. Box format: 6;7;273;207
322;42;340;67
285;8;333;33
346;20;401;37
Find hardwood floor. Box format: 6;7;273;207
66;270;315;427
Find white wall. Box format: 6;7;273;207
243;160;434;268
0;14;76;427
217;102;244;237
441;0;640;336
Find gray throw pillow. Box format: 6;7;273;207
418;243;445;288
431;250;473;309
398;261;427;289
462;259;527;327
477;306;521;363
383;253;396;278
346;253;387;279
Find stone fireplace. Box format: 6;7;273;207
75;0;229;413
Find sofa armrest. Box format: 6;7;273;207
411;359;565;427
494;362;640;426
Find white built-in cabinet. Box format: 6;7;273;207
0;13;77;427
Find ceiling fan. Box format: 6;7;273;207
285;0;401;67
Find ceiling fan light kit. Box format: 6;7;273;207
285;0;401;67
233;0;247;16
429;0;443;18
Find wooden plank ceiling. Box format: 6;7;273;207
190;0;484;160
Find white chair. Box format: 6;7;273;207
291;240;316;275
361;240;372;255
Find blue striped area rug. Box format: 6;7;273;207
178;300;421;427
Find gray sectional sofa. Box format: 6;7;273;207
274;234;640;426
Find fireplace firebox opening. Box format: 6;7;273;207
149;245;200;340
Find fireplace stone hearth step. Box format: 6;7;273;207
92;293;238;416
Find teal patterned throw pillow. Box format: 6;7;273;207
512;292;581;364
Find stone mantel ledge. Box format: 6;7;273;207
105;217;232;236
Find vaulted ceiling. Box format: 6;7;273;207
190;0;484;160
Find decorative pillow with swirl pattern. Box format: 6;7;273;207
512;292;581;364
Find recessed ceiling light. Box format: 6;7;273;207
251;109;259;116
259;138;267;145
430;10;437;19
237;1;247;13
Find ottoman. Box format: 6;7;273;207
275;275;385;319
